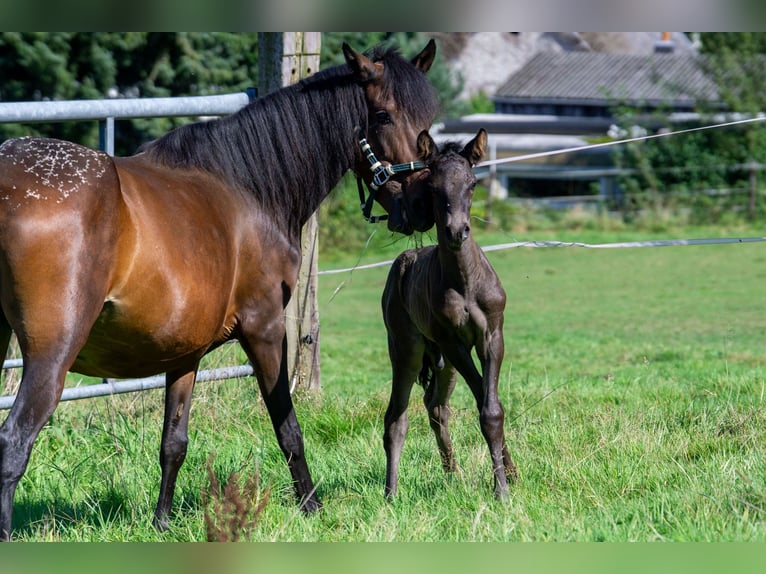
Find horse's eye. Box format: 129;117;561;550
375;110;392;125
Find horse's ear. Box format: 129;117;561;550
411;39;436;73
417;130;438;163
343;43;384;82
461;129;488;166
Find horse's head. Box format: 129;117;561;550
343;40;439;235
414;128;487;251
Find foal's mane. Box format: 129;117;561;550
142;45;438;230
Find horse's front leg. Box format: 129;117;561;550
153;366;199;531
239;313;320;513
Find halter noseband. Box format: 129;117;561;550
357;136;427;223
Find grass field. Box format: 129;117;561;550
2;222;765;541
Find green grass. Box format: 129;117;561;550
3;222;765;541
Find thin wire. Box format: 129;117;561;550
476;115;766;169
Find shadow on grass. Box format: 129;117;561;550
12;487;132;539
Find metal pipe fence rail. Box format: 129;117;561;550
0;363;255;411
0;90;256;155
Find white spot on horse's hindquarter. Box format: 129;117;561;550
2;138;109;204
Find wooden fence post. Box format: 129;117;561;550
258;32;322;393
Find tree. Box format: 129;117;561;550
611;33;766;222
0;33;259;155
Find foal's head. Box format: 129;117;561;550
415;129;487;250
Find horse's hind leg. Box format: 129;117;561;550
423;355;458;474
153;366;198;531
0;352;76;540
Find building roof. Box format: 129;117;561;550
494;51;720;108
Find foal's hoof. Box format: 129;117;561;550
152;514;170;532
300;495;322;514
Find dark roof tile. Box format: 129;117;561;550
494;52;719;105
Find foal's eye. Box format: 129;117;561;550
375;110;392;125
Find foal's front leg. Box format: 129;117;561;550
477;328;517;496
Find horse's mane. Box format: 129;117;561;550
141;45;438;230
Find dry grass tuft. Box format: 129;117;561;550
203;456;270;542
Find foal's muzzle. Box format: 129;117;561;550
445;224;471;250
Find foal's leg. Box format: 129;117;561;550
476;331;517;495
239;313;320;513
383;334;423;498
153;366;199;531
444;339;515;499
423;358;458;473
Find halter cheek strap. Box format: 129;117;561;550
357;136;426;223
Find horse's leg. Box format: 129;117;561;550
443;338;515;499
0;315;10;387
423;358;458;473
153;366;198;531
238;314;320;513
383;333;423;498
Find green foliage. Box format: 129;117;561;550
0;33;460;155
0;33;259;155
609;33;766;222
467;90;495;114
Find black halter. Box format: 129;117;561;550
356;136;426;223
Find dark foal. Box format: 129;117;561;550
381;128;517;499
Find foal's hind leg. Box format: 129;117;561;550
423;356;458;473
153;366;199;531
383;334;424;498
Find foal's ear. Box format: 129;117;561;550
343;43;384;82
411;39;437;73
461;128;488;166
417;130;438;163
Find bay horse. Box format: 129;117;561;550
381;129;518;500
0;40;438;540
